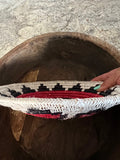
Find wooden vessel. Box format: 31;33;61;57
0;32;120;160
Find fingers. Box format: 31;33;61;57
91;72;109;81
91;68;120;92
97;76;117;92
116;77;120;85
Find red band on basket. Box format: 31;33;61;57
17;91;103;99
27;113;61;119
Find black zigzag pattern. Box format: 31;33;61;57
1;83;115;98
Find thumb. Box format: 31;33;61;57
97;76;117;92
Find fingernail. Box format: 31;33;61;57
94;85;101;90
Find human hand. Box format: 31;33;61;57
91;67;120;91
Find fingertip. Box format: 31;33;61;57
96;88;105;92
95;84;107;92
94;84;108;92
97;85;110;92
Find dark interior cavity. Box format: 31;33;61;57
37;36;119;80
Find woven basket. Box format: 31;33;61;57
0;32;120;160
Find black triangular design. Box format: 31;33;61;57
84;84;100;94
8;89;21;97
52;83;65;91
84;87;97;94
38;84;49;91
22;85;35;94
68;83;82;91
0;93;10;97
99;87;116;96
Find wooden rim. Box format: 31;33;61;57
1;32;119;62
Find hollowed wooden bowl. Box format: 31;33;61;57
0;32;120;160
